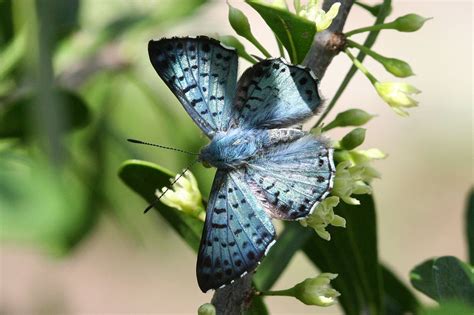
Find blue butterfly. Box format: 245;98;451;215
148;36;335;292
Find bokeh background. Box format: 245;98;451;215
0;0;472;314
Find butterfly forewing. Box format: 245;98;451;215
148;37;238;137
197;170;275;292
234;58;322;129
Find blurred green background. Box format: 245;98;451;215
0;0;472;314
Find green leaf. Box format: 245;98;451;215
254;222;313;291
410;256;474;305
245;296;269;315
410;258;438;300
0;27;26;81
0;153;92;255
118;159;203;251
303;194;382;315
419;301;474;315
246;0;316;63
0;89;91;139
0;0;14;46
466;189;474;265
381;264;420;314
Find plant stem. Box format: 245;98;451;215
345;22;395;37
276;36;286;59
312;0;392;129
250;35;272;58
260;288;295;297
344;48;377;84
346;38;384;61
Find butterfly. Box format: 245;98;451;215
148;36;335;293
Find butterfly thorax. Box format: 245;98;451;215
199;128;267;170
199;128;307;170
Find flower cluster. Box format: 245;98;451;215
300;196;345;240
344;13;430;116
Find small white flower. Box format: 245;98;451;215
300;196;345;241
293;273;340;306
374;82;421;117
157;172;205;220
332;161;372;205
297;0;341;32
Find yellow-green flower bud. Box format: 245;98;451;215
340;128;366;150
379;57;414;78
227;3;271;58
300;196;345;241
323;109;375;131
197;303;216;315
374;81;421;117
228;5;253;40
293;273;340;306
158;171;205;220
393;14;431;32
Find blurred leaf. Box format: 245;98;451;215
254;222;312;291
410;258;438;300
44;0;80;44
410;256;474;305
118;159;203;251
0;153;91;255
246;0;316;63
0;0;13;46
419;301;474;315
303;194;382;315
382;264;420;315
467;189;474;265
0;89;91;138
0;27;25;81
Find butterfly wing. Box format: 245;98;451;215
197;170;275;292
148;36;238;137
245;133;335;220
233;58;322;129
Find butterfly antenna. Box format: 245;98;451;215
143;159;199;214
127;138;199;156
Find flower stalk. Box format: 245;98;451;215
345;13;431;37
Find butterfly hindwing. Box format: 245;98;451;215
245;133;335;220
197;170;275;292
148;36;238;137
234;58;322;129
